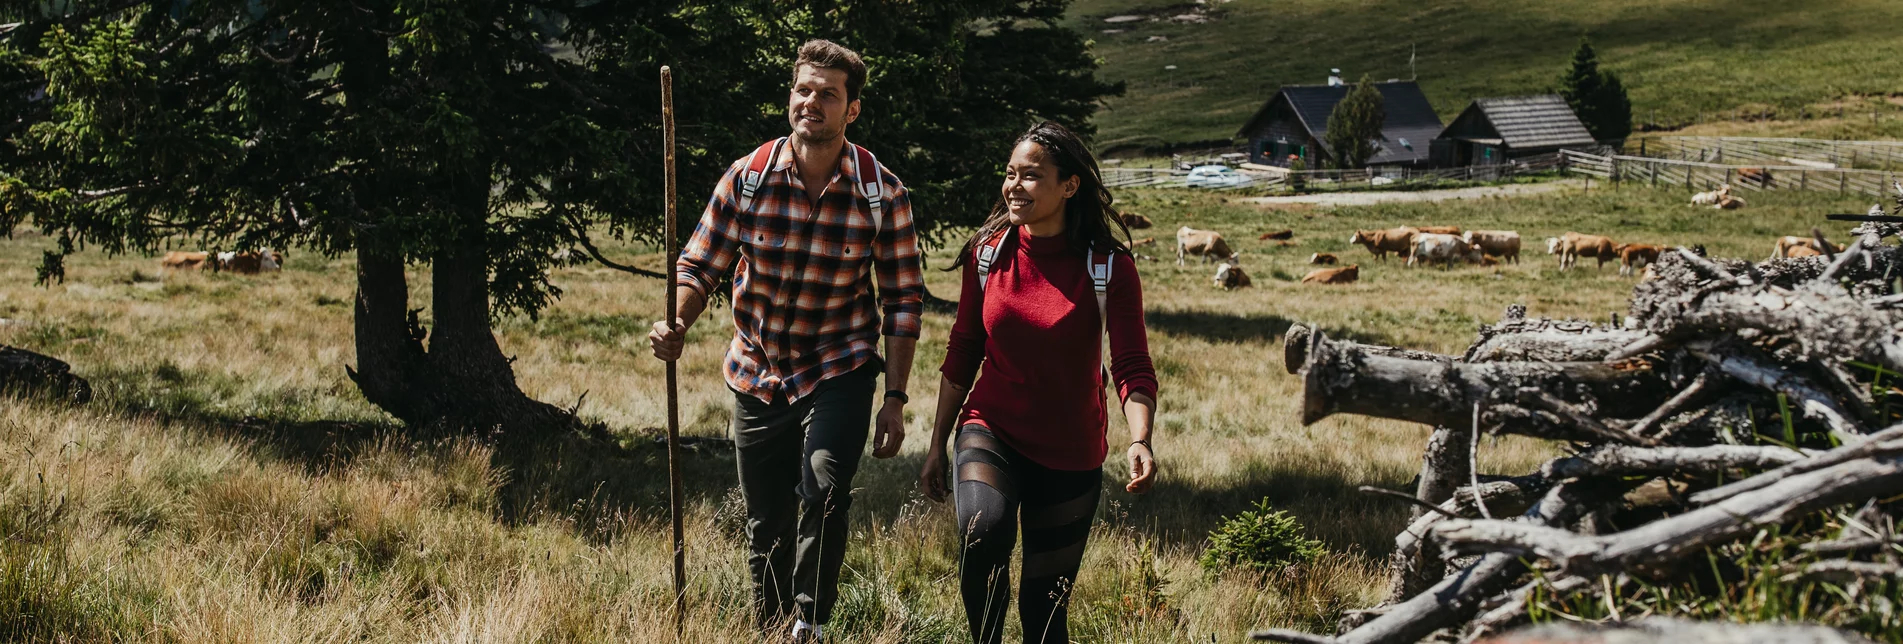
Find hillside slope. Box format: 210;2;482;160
1069;0;1903;152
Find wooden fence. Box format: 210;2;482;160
1560;149;1902;200
1634;136;1903;172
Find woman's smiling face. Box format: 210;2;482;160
1002;139;1078;230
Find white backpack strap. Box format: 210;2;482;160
852;144;883;237
1088;248;1112;333
976;228;1010;291
736;138;785;214
1089;247;1115;388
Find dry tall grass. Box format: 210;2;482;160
0;182;1874;641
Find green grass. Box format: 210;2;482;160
1067;0;1903;152
0;182;1886;640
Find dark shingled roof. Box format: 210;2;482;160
1236;81;1443;165
1444;95;1597;150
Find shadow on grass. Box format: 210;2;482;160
1145;309;1394;347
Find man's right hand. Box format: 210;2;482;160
648;318;687;361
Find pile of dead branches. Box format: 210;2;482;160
1257;207;1903;643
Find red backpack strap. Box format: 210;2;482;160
736;137;786;213
851;143;884;235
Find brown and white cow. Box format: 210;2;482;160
1784;245;1825;258
1615;243;1664;277
1301;264;1359;284
1349;226;1418;261
1130;236;1156;247
1213;262;1253;290
1258;229;1293;241
216;249;285;275
1546;232;1617;270
1176;226;1237;265
1461;230;1521;264
1308;252;1338;265
1120;212;1154;230
1415;225;1462;236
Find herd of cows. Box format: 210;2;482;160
1111;200;1842;291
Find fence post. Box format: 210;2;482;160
1841;171;1848;195
1800;171;1808;192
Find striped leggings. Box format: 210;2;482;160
954;425;1102;644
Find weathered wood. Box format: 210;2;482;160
1388;476;1547;601
1625;368;1716;437
0;345;92;404
1485;617;1878;644
1634;280;1903;373
1301;330;1671;429
1542;444;1812;479
1687;424;1903;505
1779;560;1903;584
1436;450;1903;578
1688;341;1867;438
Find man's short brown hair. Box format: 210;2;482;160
794;39;868;102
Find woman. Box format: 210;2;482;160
919;121;1159;644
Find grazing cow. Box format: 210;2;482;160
160;251;211;271
1737;167;1772;188
218;249;284;275
1176;226;1237;265
1120;213;1154;230
1259;229;1293;241
1785;245;1825;258
1547;232;1617;270
1301;264;1359;284
1615;243;1664;277
1691;184;1729;206
1308;252;1338;265
1770;236;1843;259
1408;233;1477;269
1415;225;1462;236
1461;230;1522;264
1349;226;1419;261
1213;262;1253;290
1715;193;1747;210
1130;236;1156;247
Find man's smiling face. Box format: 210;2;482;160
788;64;859;144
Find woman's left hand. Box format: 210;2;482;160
1125;442;1156;494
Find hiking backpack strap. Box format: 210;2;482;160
735;137;786;214
1086;247;1113;334
852;143;884;236
975;227;1012;291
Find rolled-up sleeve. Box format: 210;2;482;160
873;176;924;338
675;165;744;299
939;258;987;388
1106;253;1158;404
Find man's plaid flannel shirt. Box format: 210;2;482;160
675;142;924;403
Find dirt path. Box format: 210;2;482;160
1239;179;1586;207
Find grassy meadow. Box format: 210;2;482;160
0;182;1882;642
1067;0;1903;151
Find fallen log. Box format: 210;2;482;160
1283;324;1450;375
1541;444;1812;479
1687;341;1867;439
0;345;92;404
1436;443;1903;579
1301;330;1671;430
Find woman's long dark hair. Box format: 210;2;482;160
951;121;1130;269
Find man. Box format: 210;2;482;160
649;39;922;642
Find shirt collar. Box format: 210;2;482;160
770;138;865;185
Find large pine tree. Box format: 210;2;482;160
0;1;1118;438
1560;39;1633;143
1325;74;1386;169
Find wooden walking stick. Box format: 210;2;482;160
660;65;687;636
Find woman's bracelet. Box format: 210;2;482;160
1130;439;1152;452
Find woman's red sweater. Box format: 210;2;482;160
941;227;1158;471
